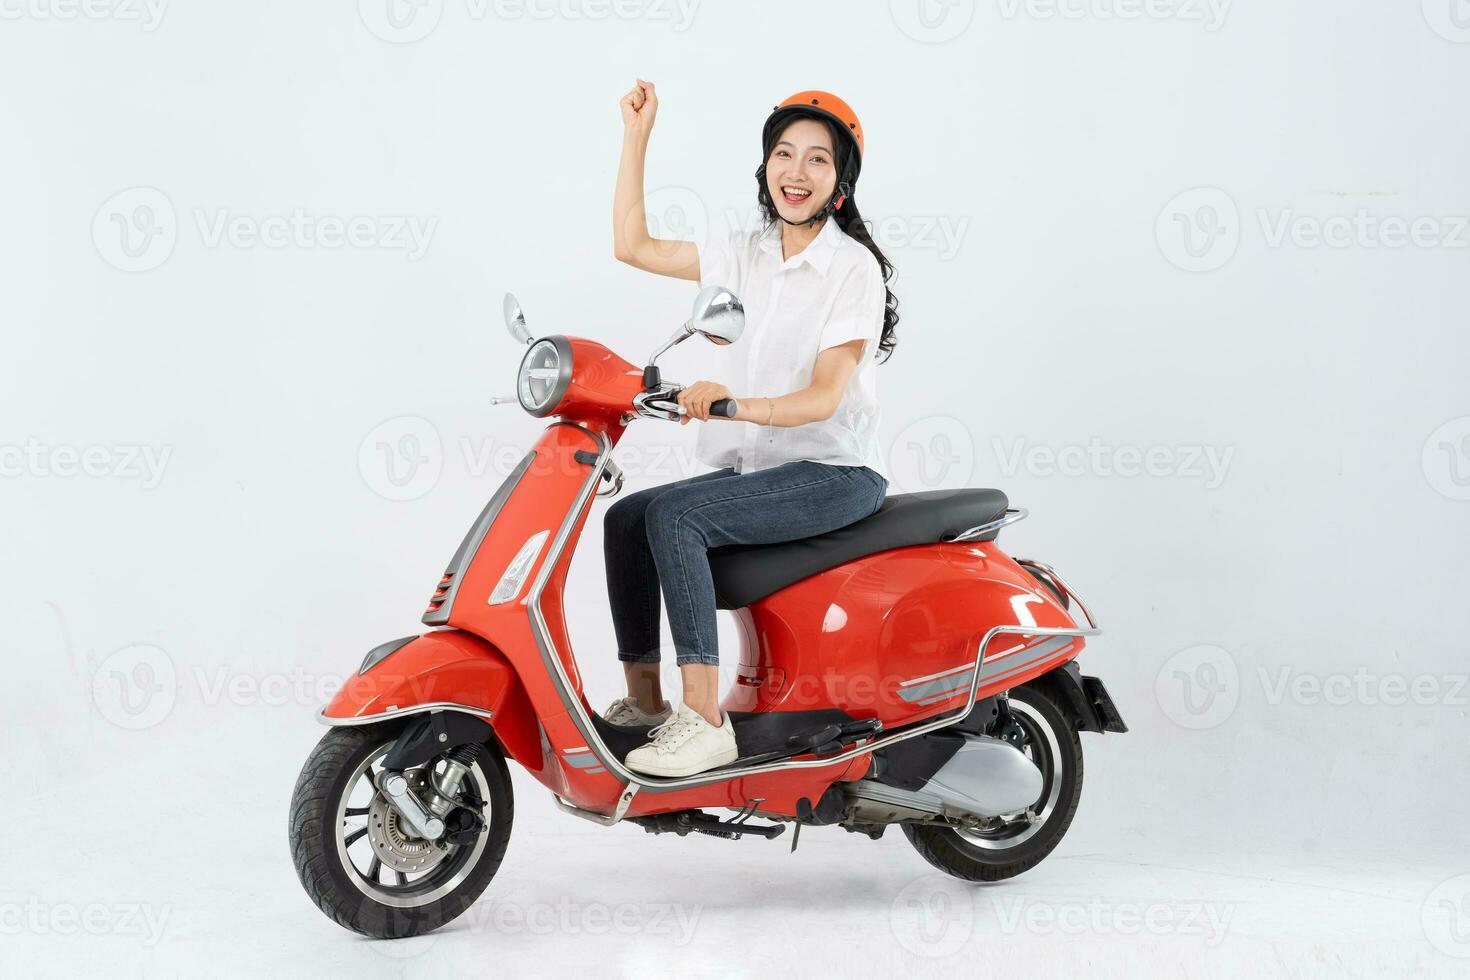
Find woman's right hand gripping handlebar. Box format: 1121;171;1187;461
612;79;700;281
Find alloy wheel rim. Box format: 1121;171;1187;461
332;741;492;909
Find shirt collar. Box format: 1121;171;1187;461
756;216;843;275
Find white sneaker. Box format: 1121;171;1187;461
625;705;739;777
603;696;672;728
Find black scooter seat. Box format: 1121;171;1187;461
708;488;1009;609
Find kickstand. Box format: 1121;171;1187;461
728;798;764;841
789;821;801;854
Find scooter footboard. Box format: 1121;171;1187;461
319;629;540;770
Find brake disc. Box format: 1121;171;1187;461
366;771;451;875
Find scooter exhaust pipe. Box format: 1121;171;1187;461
844;735;1042;822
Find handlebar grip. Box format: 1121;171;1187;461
709;399;738;418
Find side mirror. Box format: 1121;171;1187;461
689;285;744;345
503;293;532;345
643;285;745;388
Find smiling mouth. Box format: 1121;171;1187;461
780;185;812;206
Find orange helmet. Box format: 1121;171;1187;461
762;90;864;181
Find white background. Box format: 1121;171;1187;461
3;0;1468;976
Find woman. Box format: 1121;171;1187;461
605;81;900;777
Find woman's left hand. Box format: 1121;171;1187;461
676;381;734;423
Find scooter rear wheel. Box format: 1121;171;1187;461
288;720;514;938
902;682;1082;881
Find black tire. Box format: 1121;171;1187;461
288;721;513;939
902;680;1082;882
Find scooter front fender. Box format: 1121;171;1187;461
319;629;541;771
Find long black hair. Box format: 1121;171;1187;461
756;112;899;362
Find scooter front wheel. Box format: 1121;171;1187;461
287;721;513;938
902;681;1082;881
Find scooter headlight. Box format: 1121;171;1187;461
517;337;572;417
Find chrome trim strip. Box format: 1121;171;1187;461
523;438;1104;816
553;783;640;826
950;507;1029;542
316;702;495;727
912;639;1078;706
898;634;1055;690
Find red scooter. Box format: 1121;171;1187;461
288;287;1127;939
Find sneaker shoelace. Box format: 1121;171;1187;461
645;713;704;754
606;699;642;725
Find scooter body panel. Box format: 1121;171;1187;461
321;629;543;772
726;541;1085;722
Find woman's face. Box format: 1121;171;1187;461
765;117;839;224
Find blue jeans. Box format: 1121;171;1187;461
603;461;888;667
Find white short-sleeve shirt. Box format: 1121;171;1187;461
694;218;888;480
